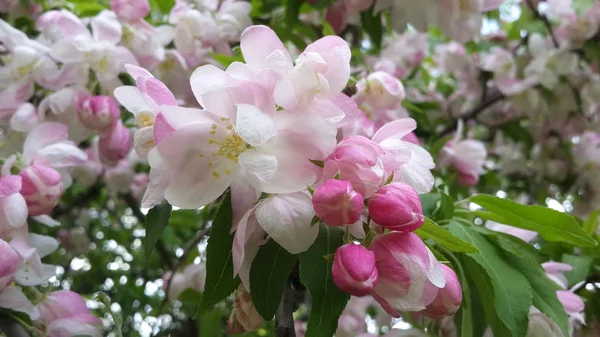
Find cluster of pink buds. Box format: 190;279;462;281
312;163;462;318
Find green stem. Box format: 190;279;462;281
10;313;37;335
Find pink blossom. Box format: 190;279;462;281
421;264;462;318
114;64;178;159
0;175;28;230
439;120;487;186
354;72;406;124
368;182;424;232
77;95;121;133
524;33;579;90
372;118;435;193
323;136;393;198
19;165;63;216
22;122;88;181
98;121;132;166
162;263;206;301
486;220;539;243
332;243;379;296
312;179;364;227
0;239;20;292
374;31;427;79
110;0;150;23
48;10;138;91
370;232;446;315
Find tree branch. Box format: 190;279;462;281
439;92;505;136
525;0;559;48
160;226;211;310
275;281;296;337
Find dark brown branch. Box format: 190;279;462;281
525;0;559;48
275;281;297;337
440;92;505;136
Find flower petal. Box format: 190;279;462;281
255;192;318;254
236;104;277;147
240;25;292;72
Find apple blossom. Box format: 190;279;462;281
228;285;264;333
370;232;446;315
439;120;487;186
98;120;131;166
421;264;462;318
0;175;28;230
0;239;19;292
76;95;121;133
19;164;63;216
312;179;364;227
110;0;150;23
332;243;379;296
368;182;424;232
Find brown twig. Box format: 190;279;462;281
439;92;505;136
275;281;297;337
525;0;559;48
160;226;211;310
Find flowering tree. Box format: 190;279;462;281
0;0;600;336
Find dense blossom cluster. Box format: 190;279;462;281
0;0;599;336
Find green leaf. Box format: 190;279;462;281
285;0;302;27
436;187;454;220
155;0;175;14
471;194;598;247
501;120;534;153
178;289;203;304
250;240;298;320
322;20;335;36
429;134;453;156
300;225;350;337
199;308;224;336
360;7;383;50
198;194;240;314
449;223;531;337
562;254;593;287
144;203;172;259
583;210;598;236
415;219;477;253
461;257;512;337
420;193;441;218
210;52;244;68
480;230;569;337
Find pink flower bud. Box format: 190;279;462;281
40;291;100;325
312;179;364;226
370;232;446;316
368;182;424;232
77;96;121;133
332;243;379;296
110;0;150;23
323;136;394;198
99;121;131;166
421;264;462;318
19;165;63;216
0;240;20;292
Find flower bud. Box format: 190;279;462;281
39;291;99;324
99;121;131;166
332;243;379;296
77;96;121;133
110;0;150;22
0;240;20;292
312;179;364;226
370;232;446;316
19;165;63;216
323;136;394;198
421;264;462;318
368;182;424;232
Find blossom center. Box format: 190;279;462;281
207;117;250;163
